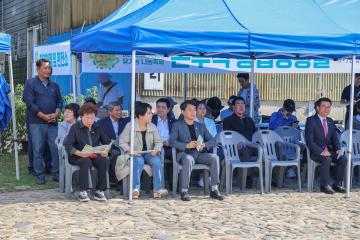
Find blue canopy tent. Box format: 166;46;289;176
71;0;358;199
0;32;20;180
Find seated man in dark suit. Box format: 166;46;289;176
152;98;176;189
99;101;130;184
305;97;347;194
170;100;224;201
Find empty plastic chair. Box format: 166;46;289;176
340;130;360;189
253;130;301;193
218;130;263;194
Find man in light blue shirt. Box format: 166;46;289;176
237;73;260;123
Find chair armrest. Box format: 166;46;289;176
172;147;178;166
160;148;165;163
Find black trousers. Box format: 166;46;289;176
238;146;258;162
163;146;173;189
69;156;110;191
109;148;122;183
313;153;347;186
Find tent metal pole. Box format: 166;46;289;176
184;73;187;101
8;54;20;180
346;54;356;198
249;58;255;119
76;57;81;101
71;54;77;102
128;50;136;203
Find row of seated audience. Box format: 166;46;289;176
58;95;347;202
23;59;349;203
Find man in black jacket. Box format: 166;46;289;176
305;97;347;194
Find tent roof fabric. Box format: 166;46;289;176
314;0;360;54
0;33;11;53
71;0;357;59
88;0;154;31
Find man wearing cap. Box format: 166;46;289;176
237;73;261;123
269;99;298;130
97;73;124;108
269;99;301;179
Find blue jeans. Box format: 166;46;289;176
30;124;59;177
133;153;164;191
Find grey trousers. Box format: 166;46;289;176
179;152;220;190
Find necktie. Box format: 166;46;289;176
322;118;329;152
322;118;328;138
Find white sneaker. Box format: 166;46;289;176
132;189;140;199
79;190;90;202
153;189;168;198
94;190;107;201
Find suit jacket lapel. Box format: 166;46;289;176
325;118;332;141
108;117;116;139
194;123;200;139
315;115;326;142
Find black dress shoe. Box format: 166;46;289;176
210;190;224;201
180;191;191;201
332;184;346;193
35;176;45;185
320;185;335;194
52;175;59;182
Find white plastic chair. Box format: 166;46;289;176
340;130;360;189
253;130;301;193
218;131;263;194
172;147;210;195
275;126;306;183
55;136;65;192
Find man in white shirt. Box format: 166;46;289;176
151;98;177;189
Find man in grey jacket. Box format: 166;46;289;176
170;100;224;201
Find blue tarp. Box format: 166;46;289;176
0;33;11;53
0;33;12;131
0;74;12;131
71;0;357;59
314;0;360;55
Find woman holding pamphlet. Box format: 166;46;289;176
63;103;111;202
119;101;168;199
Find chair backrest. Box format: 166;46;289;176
60;147;70;165
252;130;283;160
274;126;302;144
340;130;360;158
218;130;249;161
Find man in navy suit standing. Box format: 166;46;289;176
305;97;347;194
99;101;130;183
